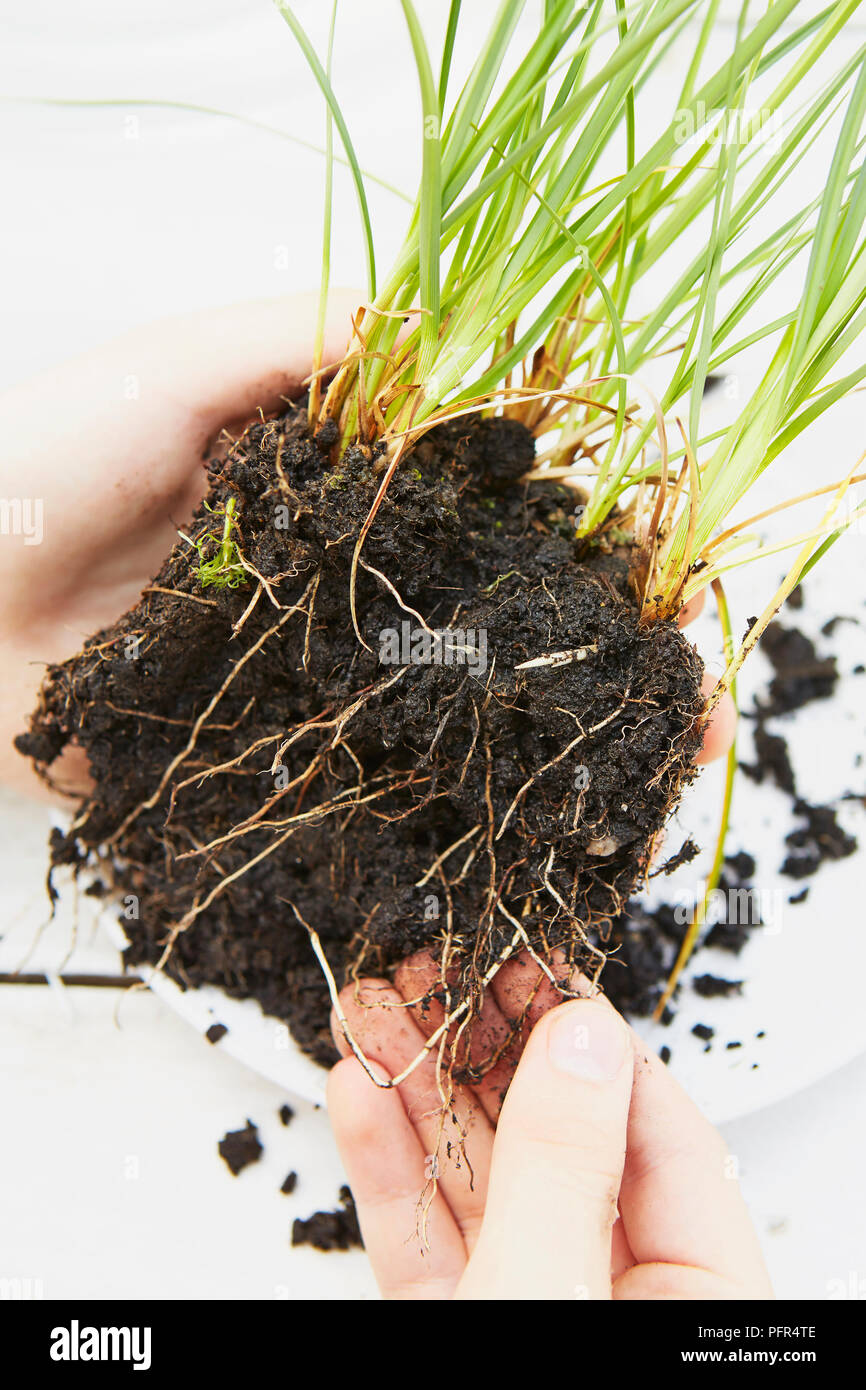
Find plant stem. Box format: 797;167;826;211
653;579;737;1021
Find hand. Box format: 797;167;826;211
327;958;772;1300
0;291;357;798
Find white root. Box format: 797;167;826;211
514;643;598;671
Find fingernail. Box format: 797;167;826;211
548;1002;629;1082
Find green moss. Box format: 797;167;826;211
195;497;248;590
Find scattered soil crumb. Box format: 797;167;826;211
692;1023;714;1041
218;1120;263;1176
821;615;858;637
206;1023;228;1045
280;1171;298;1196
651;836;700;876
692;974;743;998
787;584;804;611
291;1186;363;1252
741;725;796;795
781;800;857;879
759;621;837;715
725;850;756;880
278;1104;295;1127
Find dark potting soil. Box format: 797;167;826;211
758;620;838;716
213;1116;351;1250
291;1185;363;1252
218;1120;263;1176
741;724;797;796
692;973;743;998
738;609;857;884
17;406;706;1068
781;799;857;878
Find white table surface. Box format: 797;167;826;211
2;1;865;1301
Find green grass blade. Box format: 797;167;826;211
401;1;442;383
311;0;338;422
273;0;377;297
438;2;462;114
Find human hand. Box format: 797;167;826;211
327;956;771;1300
0;291;357;798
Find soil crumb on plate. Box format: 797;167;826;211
759;621;838;715
781;800;857;879
692;974;743;998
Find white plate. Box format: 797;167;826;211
100;913;328;1106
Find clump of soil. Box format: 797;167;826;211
741;725;796;795
596;848;764;1021
218;1120;263;1176
740;611;857;883
781;799;857;878
758;620;838;715
692;973;743;998
17;405;705;1072
291;1185;363;1252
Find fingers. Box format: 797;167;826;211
695;671;737;765
616;1037;773;1297
457;999;633;1300
491;950;579;1034
677;587;737;766
0;290;361;621
677;589;705;627
494;961;769;1293
327;1057;467;1299
330;978;494;1249
0;291;362;798
393;950;522;1123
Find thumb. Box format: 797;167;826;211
456;998;633;1300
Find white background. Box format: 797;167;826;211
1;1;864;1300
